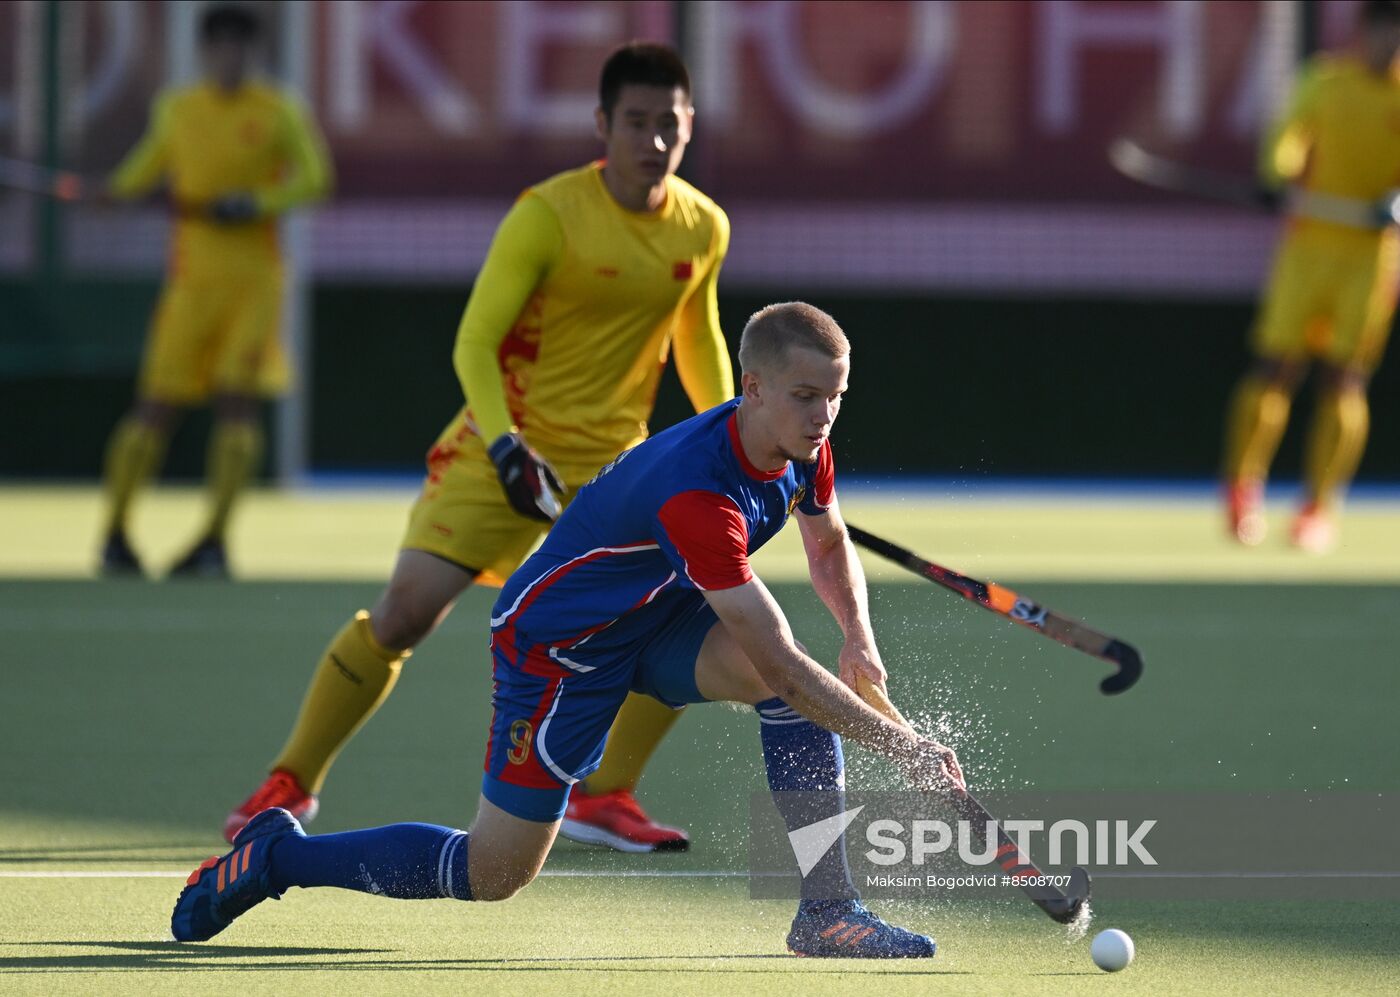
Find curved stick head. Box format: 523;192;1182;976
1044;866;1093;924
1099;640;1144;695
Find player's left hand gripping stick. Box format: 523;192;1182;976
489;432;565;522
208;191;260;224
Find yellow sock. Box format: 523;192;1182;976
582;693;684;795
101;418;169;534
203;421;264;541
1222;374;1292;484
1302;389;1369;510
273;611;409;794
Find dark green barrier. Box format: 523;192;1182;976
2;278;1396;480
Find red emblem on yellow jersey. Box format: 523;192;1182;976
673;261;693;280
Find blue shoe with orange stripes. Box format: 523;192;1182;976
786;899;936;958
171;807;303;942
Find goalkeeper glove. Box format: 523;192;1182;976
209;192;260;224
1374;190;1400;228
488;432;565;522
1253;185;1283;212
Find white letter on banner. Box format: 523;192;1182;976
1228;2;1296;138
1038;0;1203;137
327;0;367;131
6;0;139;130
78;1;138;123
692;0;771;130
693;0;953;137
500;1;622;134
767;0;953;137
328;0;477;135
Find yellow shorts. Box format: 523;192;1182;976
400;418;602;587
137;263;288;404
1252;228;1399;373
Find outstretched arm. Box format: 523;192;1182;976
703;578;961;790
658;484;961;788
703;577;910;754
798;498;886;693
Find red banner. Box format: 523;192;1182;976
0;1;1373;291
3;1;1358;201
305;0;1302;202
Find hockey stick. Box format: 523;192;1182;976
856;676;1091;925
1109;138;1400;229
846;523;1143;695
0;154;88;202
0;155;205;217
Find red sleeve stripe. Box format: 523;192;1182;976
813;439;835;509
658;490;753;591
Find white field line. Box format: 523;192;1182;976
2;869;1398;879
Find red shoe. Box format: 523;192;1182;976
1290;502;1336;554
559;787;689;853
1225;480;1266;545
223;770;319;844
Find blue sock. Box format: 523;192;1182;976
269;823;472;900
757;697;858;903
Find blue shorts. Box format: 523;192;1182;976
481;600;719;823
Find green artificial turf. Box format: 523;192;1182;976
2;488;1397;993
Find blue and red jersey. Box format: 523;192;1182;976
490;399;835;672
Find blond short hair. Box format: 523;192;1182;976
737;302;849;374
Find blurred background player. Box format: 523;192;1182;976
96;3;331;579
223;42;733;852
1221;0;1400;553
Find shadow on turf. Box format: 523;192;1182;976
1031;971;1102;976
0;941;391;973
0;943;970;975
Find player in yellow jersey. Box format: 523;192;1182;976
97;4;331;579
1222;0;1400;552
224;43;734;852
